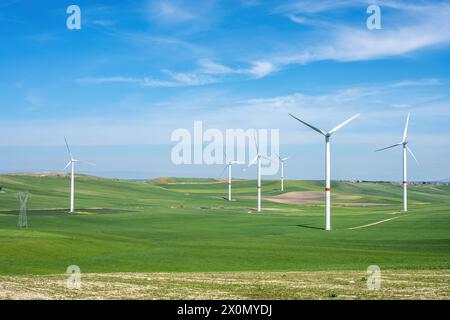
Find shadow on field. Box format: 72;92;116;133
0;208;132;216
296;224;324;230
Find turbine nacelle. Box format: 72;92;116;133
275;152;289;163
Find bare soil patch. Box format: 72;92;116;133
1;270;448;300
240;191;386;207
240;191;357;205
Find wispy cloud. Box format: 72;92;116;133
239;78;448;116
389;78;442;88
146;0;220;32
276;0;366;14
76;1;450;85
247;61;277;78
162;70;218;86
76;72;218;88
198;59;235;75
76;76;179;88
24;92;45;108
7;78;449;145
265;1;450;73
149;0;196;24
76;59;280;88
24;32;61;43
198;59;277;78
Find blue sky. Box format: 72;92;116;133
0;0;450;180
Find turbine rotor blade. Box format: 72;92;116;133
374;143;402;152
79;161;96;166
402;112;410;143
223;150;228;164
328;113;360;135
63;161;72;170
281;157;289;161
253;130;259;154
64;136;73;159
261;155;273;163
219;165;228;178
288;113;326;136
248;156;258;167
407;145;419;165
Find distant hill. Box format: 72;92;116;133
148;177;222;185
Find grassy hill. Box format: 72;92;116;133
0;173;449;278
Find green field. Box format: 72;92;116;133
0;173;449;299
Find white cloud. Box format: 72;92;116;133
247;61;277;78
196;59;278;79
198;59;234;74
4;79;450;149
76;77;139;85
287;14;306;24
240;0;261;7
76;76;178;88
277;0;365;14
24;92;45;108
147;0;219;30
389;78;442;88
76;59;280;89
267;1;450;73
75;1;450;86
25;32;61;43
91;20;116;27
162;70;218;86
76;72;218;88
327;23;450;62
153;1;195;23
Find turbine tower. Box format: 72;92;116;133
375;113;418;212
220;154;243;201
247;134;271;212
275;153;289;191
63;137;95;213
289;113;360;231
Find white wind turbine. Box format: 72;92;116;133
289;113;360;231
220;153;244;201
247;134;272;212
375;113;418;212
63;137;95;213
275;153;289;192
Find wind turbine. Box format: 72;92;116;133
220;153;244;201
275;153;289;191
375;113;418;212
63;137;95;213
247;134;272;212
289;113;360;231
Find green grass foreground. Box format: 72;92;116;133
0;174;449;277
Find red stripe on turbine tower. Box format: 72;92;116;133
325;188;331;191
